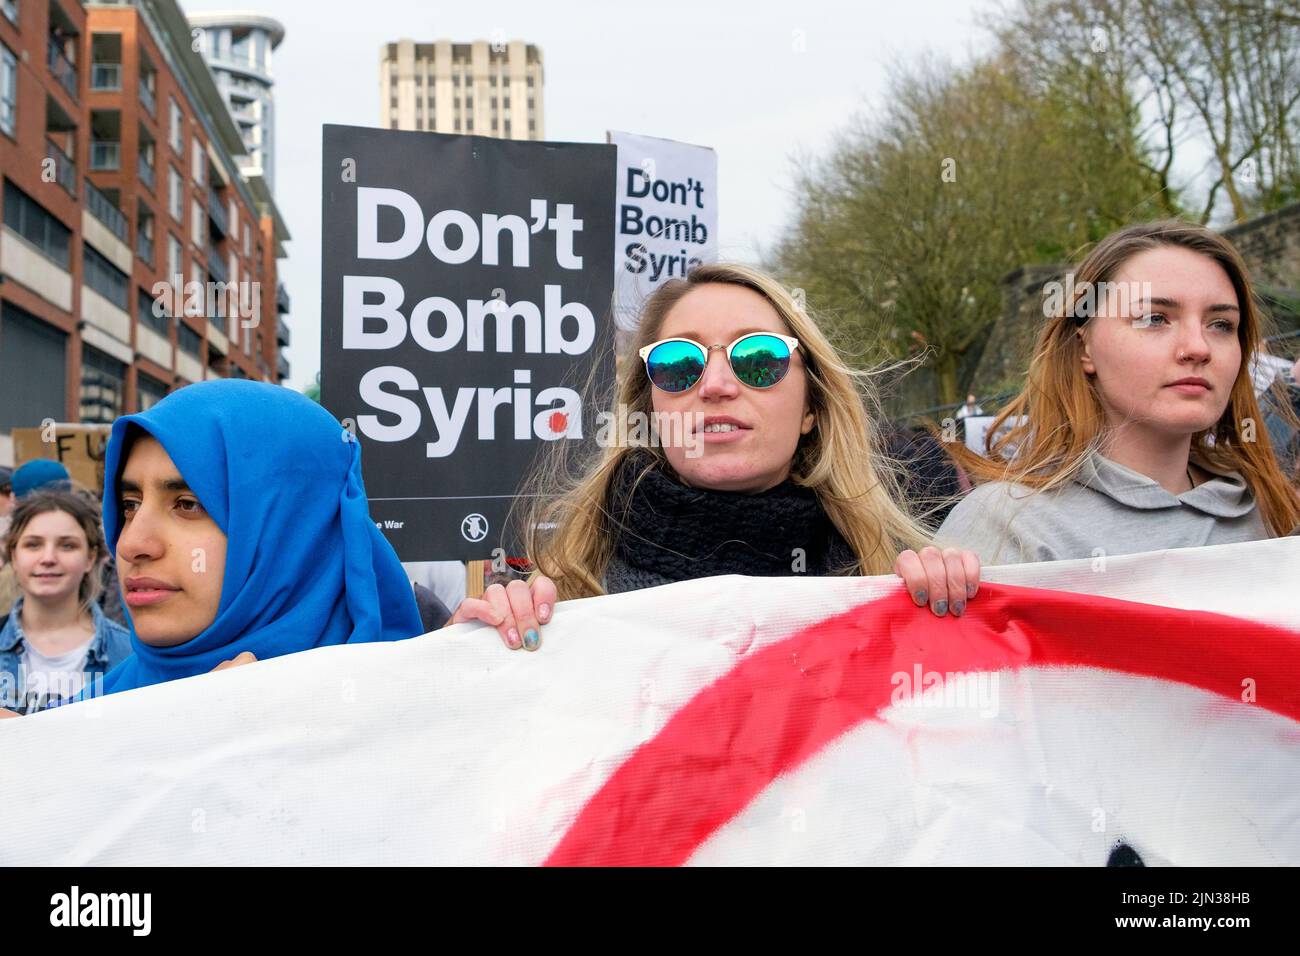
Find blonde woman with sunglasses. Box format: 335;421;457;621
445;263;981;651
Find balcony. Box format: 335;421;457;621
139;80;157;115
89;140;120;171
47;39;78;99
277;354;290;380
207;246;229;284
276;281;290;314
276;316;290;348
85;178;128;242
90;62;121;91
45;140;77;197
137;154;155;190
207;187;229;237
135;230;153;266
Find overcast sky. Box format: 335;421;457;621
179;0;991;391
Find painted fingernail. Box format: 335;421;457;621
966;584;977;598
523;628;540;651
539;604;551;621
506;628;521;649
914;589;928;606
934;600;948;617
952;600;965;617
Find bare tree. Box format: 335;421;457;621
773;54;1164;406
994;0;1300;223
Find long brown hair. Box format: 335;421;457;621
521;263;928;600
4;489;107;610
956;220;1300;536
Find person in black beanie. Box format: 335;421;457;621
445;264;982;651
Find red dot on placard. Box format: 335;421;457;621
549;412;568;434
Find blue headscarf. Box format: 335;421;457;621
96;380;422;693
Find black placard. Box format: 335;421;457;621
320;125;616;560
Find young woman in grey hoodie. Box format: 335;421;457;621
939;221;1300;565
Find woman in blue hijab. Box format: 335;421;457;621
94;379;422;694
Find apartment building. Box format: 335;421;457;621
0;0;290;464
380;39;544;140
189;11;282;191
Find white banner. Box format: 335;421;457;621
3;538;1298;865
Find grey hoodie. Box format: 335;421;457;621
936;452;1272;566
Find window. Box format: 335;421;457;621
138;286;170;336
135;207;155;264
252;32;267;72
527;76;534;87
228;198;237;237
187;261;203;317
84;243;130;311
168;233;182;280
168;166;183;221
178;323;202;357
191;198;203;245
80;347;126;424
192;137;205;186
1;41;15;138
137;373;169;412
0;301;68;434
169;96;183;152
2;1;16;27
242;223;250;256
3;181;72;269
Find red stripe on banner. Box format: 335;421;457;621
544;583;1300;867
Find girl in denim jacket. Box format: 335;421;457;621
0;490;131;713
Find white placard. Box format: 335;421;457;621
608;130;718;332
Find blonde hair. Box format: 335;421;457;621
956;220;1300;536
521;263;928;600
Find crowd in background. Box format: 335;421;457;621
1;219;1298;715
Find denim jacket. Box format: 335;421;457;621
0;597;133;713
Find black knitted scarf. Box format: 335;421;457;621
603;451;857;593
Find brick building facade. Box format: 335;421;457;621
0;0;290;465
